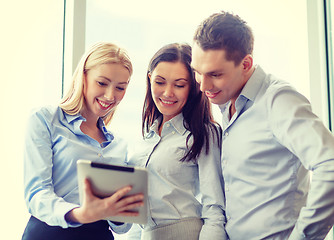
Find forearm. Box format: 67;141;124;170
65;207;87;224
27;190;80;228
289;161;334;239
198;141;227;239
199;209;228;240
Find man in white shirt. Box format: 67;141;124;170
191;11;334;240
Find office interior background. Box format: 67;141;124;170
0;0;333;239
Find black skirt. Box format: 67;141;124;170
22;216;114;240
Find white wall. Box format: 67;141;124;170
0;1;63;239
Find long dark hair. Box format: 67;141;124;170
142;43;221;162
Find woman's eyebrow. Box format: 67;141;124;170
98;76;111;82
99;76;129;84
175;78;188;82
154;75;166;80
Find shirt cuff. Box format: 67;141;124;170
199;223;228;240
288;227;306;240
108;221;132;234
59;203;82;228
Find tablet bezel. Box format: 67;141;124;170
77;159;148;224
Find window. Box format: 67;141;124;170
325;0;334;237
325;0;334;131
1;1;64;239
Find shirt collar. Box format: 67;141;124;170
64;111;85;124
239;65;266;102
218;65;266;113
98;118;114;141
168;113;187;135
63;110;114;141
147;113;187;138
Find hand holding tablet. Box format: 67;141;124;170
76;159;148;224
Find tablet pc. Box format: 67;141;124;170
77;159;148;224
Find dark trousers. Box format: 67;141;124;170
22;216;114;240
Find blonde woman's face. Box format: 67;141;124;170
82;63;130;120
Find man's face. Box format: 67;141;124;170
191;43;247;105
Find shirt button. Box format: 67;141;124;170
172;131;175;134
224;132;229;136
97;153;102;157
226;216;231;220
166;123;170;127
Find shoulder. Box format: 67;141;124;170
264;76;309;107
29;105;61;119
251;66;296;99
266;75;294;93
26;105;64;130
259;75;313;126
24;106;63;140
254;71;307;111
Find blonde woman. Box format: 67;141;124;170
22;42;144;240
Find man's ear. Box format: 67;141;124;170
242;54;253;72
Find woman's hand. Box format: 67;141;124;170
66;178;144;224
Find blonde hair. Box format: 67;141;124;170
60;42;133;125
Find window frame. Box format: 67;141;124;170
325;0;333;131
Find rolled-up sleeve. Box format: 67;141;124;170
24;109;79;228
198;127;227;240
108;221;132;234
